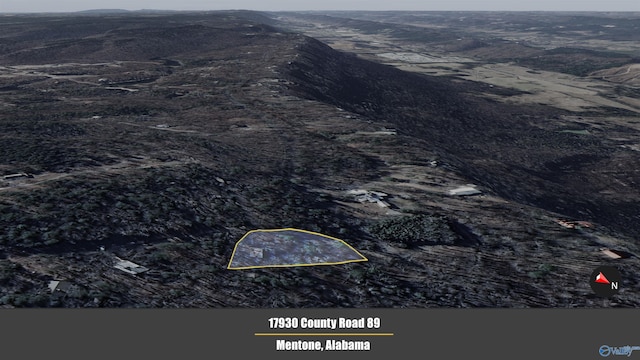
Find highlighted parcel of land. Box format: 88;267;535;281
227;228;368;270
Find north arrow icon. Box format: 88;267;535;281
590;266;621;297
595;272;610;284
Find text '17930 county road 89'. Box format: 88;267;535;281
268;317;381;329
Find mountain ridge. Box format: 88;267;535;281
0;11;638;308
282;35;640;239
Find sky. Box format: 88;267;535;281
1;0;639;13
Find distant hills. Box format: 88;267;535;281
75;9;131;14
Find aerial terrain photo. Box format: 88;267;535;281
0;8;639;308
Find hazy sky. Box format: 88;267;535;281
1;0;639;13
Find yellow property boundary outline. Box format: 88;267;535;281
227;228;368;270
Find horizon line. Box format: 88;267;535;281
2;9;640;14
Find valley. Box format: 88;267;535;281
0;10;638;308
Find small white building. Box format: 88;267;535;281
448;186;482;196
48;280;73;293
3;173;31;180
114;258;149;275
348;189;390;207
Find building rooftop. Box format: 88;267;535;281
448;186;482;196
114;258;149;275
48;280;73;293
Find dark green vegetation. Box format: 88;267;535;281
0;11;638;308
368;215;458;247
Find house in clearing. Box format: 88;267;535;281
347;189;391;208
